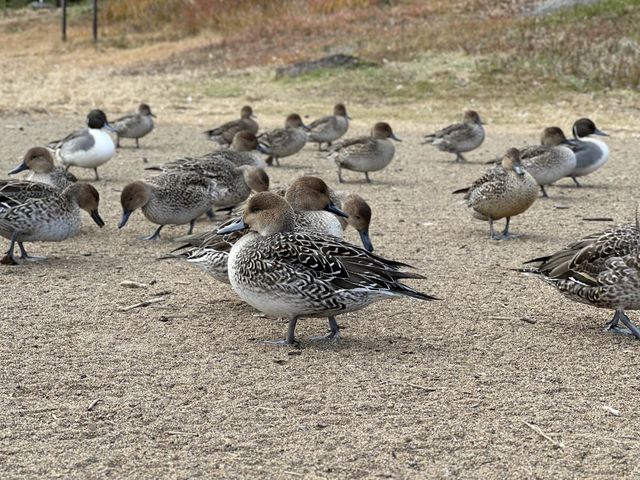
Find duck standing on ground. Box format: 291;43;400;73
217;192;437;345
0;182;104;265
329;122;400;183
47;109;116;181
454;148;537;240
566;118;609;187
118;172;227;240
518;207;640;339
307;103;351;151
8;147;77;190
205;106;259;148
423;110;485;163
257;113;309;166
193;131;267;168
520;127;576;198
111;103;156;148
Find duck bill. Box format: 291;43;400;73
359;230;374;252
256;144;271;154
302;124;311;132
346;115;353;120
8;162;28;175
104;122;117;133
217;217;248;234
150;113;157;118
250;113;257;119
390;133;402;142
513;165;525;176
594;128;609;136
324;202;349;218
118;209;132;229
91;210;105;228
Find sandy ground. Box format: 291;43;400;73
1;113;640;479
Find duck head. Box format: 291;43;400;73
572;118;608;139
501;148;524;175
139;103;156;118
540;126;571;146
241;166;270;193
285;176;348;217
372;122;401;141
9;147;55;175
285;113;309;131
241;105;256;119
334;103;351;120
118;181;151;229
65;183;105;227
343;194;373;252
217;192;296;236
87;109;115;132
231;131;259;152
464;110;485;125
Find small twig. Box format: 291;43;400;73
120;296;166;312
283;471;304;477
521;317;538;325
523;421;564;448
582;217;614;222
87;398;101;411
488;316;512;321
166;430;199;436
405;382;442;392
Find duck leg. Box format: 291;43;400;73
187;219;196;235
18;242;47;262
141;225;164;241
116;135;121;148
0;231;19;265
262;317;300;346
571;176;582;188
488;218;500;240
605;310;640;339
310;316;341;341
206;208;216;221
455;152;467;163
337;166;343;184
93;168;100;181
540;185;549;198
364;172;371;183
501;217;512;238
135;138;140;149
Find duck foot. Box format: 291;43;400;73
571;176;582;188
18;243;47;261
605;311;640;339
455;153;467;163
310;317;340;341
0;254;18;265
540;185;549;198
140;225;164;241
260;317;300;346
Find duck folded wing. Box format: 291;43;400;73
48;128;94;151
329;136;375;155
111;113;139;132
0;180;59;207
308;115;335;132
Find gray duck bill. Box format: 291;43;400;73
217;217;247;234
91;210;106;228
324;202;349;218
118;210;132;229
8;162;28;175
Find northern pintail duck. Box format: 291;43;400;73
335;193;374;252
197;131;267;169
0;182;104;265
454;148;537;240
566;118;609;187
205;105;259;147
307;103;351;151
8;147;77;190
520;127;577;198
216;192;436;344
145;156;269;212
329;122;400;183
519;208;640;339
423;110;485;162
258;113;309;166
112;103;156;148
118;172;227;240
47;109;116;181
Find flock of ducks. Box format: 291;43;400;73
2;101;638;345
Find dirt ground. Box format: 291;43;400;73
1;113;640;479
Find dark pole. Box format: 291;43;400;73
61;0;67;41
92;0;98;43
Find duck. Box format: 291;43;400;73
518;208;640;339
111;103;156;148
566;118;609;187
205;105;259;148
307;103;351;151
423;110;485;162
118;172;227;240
257;113;309;166
453;148;538;240
519;127;577;198
144;156;269;212
336;193;374;252
196;131;267;169
47;109;116;181
8;147;77;190
216;192;437;345
0;182;104;265
329;122;400;183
